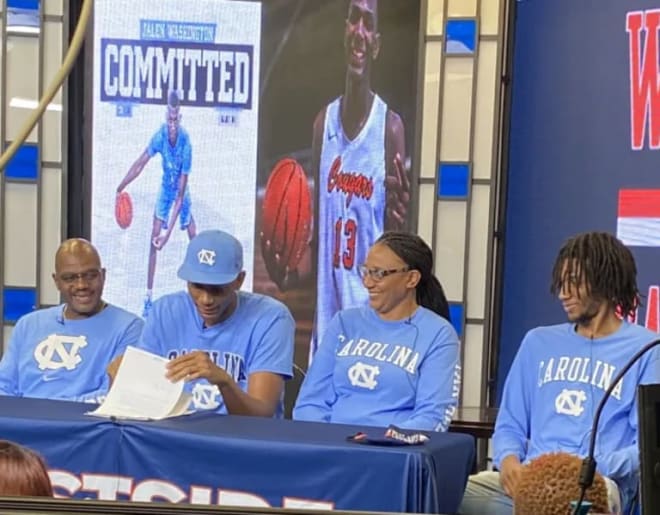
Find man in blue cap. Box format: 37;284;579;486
134;229;295;417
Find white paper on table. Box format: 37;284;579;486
87;345;192;420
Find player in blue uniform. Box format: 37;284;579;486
129;230;294;417
116;91;197;317
459;232;660;515
293;231;461;430
0;239;143;403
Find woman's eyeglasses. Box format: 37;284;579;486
357;265;410;281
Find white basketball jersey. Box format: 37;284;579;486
314;94;387;354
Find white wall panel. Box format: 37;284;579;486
439;58;474;162
473;40;498;180
420;42;443;179
4;182;38;286
435;200;466;300
463;323;484;406
40;167;62;305
417;183;436;248
467;184;490;319
6;36;39;142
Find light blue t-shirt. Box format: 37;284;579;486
136;290;294;416
0;304;143;403
148;125;192;193
494;321;660;510
294;305;461;431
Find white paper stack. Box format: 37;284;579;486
88;346;192;420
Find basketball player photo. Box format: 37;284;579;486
116;91;197;318
257;0;420;365
91;0;261;319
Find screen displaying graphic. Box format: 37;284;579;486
91;0;261;317
88;0;421;387
253;1;421;368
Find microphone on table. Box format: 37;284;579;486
572;338;660;515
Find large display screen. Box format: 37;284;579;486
91;0;261;317
88;0;421;377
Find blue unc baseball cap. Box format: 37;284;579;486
177;230;243;285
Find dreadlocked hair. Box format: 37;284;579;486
550;232;640;318
376;231;450;321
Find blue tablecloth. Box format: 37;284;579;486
0;396;474;513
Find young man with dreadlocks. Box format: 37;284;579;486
459;232;660;515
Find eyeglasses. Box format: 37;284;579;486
357;265;410;281
57;269;102;284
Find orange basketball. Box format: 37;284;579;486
261;158;312;271
115;191;133;229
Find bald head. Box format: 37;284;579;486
53;239;106;319
55;238;101;272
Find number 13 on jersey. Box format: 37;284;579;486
333;218;356;269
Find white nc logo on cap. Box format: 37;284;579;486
198;249;216;266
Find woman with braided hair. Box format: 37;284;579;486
293;231;461;431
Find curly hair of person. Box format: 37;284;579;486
513;453;609;515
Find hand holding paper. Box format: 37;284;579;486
166;350;231;387
89;346;191;420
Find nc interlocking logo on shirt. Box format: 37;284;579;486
192;383;220;410
34;334;88;371
554;388;587;417
197;249;216;266
348;362;380;390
